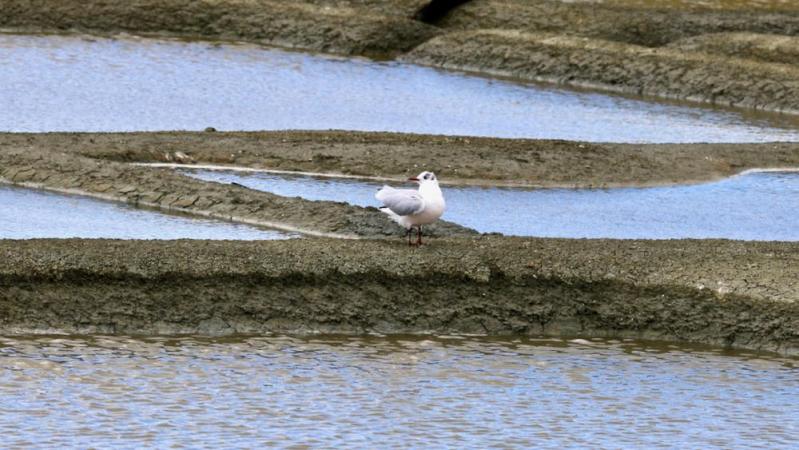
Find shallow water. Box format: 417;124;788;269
0;335;796;448
188;169;799;240
3;33;799;143
0;186;289;240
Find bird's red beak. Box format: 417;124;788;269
408;177;419;182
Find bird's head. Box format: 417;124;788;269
408;171;438;185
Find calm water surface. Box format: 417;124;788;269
188;170;799;240
0;335;796;448
0;186;289;240
3;33;799;142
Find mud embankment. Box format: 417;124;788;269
412;0;799;111
1;238;797;354
436;0;799;48
5;0;799;112
405;30;799;113
0;146;475;238
0;0;438;57
5;131;799;188
668;32;799;66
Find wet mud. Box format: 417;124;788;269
0;0;438;57
1;238;797;354
420;1;799;110
0;145;475;239
3;1;799;350
437;0;799;48
5;131;799;188
405;30;799;114
4;131;797;350
668;32;799;66
4;0;799;111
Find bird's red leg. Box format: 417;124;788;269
407;227;412;246
417;225;423;246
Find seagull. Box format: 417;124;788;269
375;171;446;246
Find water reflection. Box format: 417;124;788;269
0;185;290;240
0;335;796;448
2;33;799;142
188;169;799;240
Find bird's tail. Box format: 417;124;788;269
378;206;409;228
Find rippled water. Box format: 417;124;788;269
0;186;289;239
2;33;799;142
0;335;796;448
188;169;799;240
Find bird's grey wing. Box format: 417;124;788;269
375;187;424;216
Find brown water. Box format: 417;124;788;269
1;335;796;448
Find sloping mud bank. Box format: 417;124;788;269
437;0;799;47
0;0;437;57
5;131;799;188
668;32;799;66
405;30;799;113
4;0;799;112
0;145;474;238
1;238;797;354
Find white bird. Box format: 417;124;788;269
375;171;446;246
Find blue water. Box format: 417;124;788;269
0;186;290;240
188;169;799;240
0;335;796;449
2;33;799;142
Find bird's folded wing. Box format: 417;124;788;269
375;186;425;216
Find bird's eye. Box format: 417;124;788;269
424;174;430;180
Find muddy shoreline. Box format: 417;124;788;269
405;30;799;114
438;0;799;48
0;0;437;58
0;144;475;239
5;131;799;189
3;131;797;351
3;1;799;352
4;0;799;112
1;238;797;354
